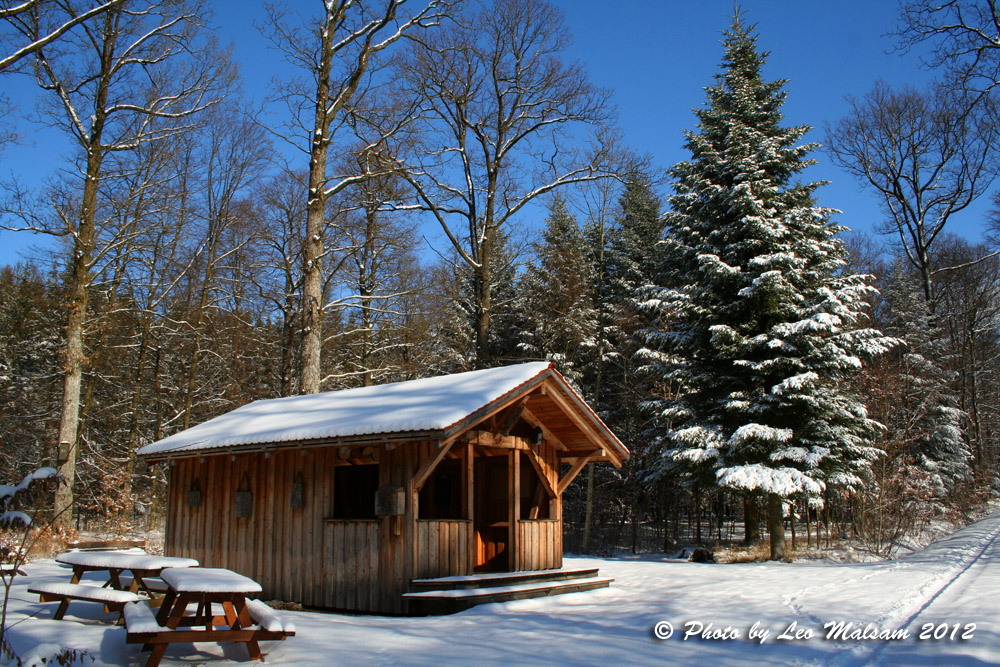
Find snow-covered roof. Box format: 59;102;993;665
139;362;583;459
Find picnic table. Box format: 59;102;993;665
124;567;294;667
29;551;200;620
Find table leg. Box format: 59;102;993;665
165;594;190;629
53;599;70;620
245;639;262;661
69;566;82;585
145;643;168;667
223;601;238;628
155;590;177;626
231;597;262;660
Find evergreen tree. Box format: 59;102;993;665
516;194;597;389
606;175;667;305
432;227;521;372
641;14;897;559
602;174;667;448
592;176;671;550
878;262;970;493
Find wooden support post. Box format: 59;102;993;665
510;450;520;571
466;442;475;574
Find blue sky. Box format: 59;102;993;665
0;1;989;268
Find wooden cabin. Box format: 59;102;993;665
137;362;628;615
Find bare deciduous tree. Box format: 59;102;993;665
179;110;270;430
825;80;1000;308
1;0;229;527
330;158;419;387
394;0;617;367
260;0;452;394
896;0;1000;99
0;0;124;72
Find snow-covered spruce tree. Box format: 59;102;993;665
431;226;522;372
516;194;598;389
641;15;897;560
878;261;970;494
590;176;671;550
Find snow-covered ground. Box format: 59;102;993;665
6;513;1000;666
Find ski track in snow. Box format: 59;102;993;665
780;559;911;627
827;515;1000;667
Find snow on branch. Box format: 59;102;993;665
771;371;819;395
730;423;793;446
716;464;825;496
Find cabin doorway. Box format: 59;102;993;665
474;455;509;571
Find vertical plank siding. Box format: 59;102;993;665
416;520;472;579
516;520;562;571
324;520;379;611
164;448;339;609
162;426;569;614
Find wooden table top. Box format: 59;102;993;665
160;567;262;594
56;551;200;571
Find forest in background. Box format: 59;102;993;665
1;0;1000;560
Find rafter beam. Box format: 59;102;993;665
497;396;530;436
521;405;567;450
541;380;622;466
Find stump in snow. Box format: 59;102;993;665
689;547;715;563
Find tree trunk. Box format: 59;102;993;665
473;226;493;369
789;499;797;551
743;493;760;546
767;493;785;560
53;137;106;529
694;485;703;545
300;12;336;395
360;204;377;387
581;464;594;554
805;503;812;549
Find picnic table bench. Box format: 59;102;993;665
27;582;142;620
124;567;294;667
30;551;199;620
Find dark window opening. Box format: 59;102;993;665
419;458;464;519
333;464;378;519
520;460;551;520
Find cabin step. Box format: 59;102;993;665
409;567;600;591
403;576;613;615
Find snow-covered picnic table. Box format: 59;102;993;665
28;551;201;620
124;567;294;667
55;551;199;597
